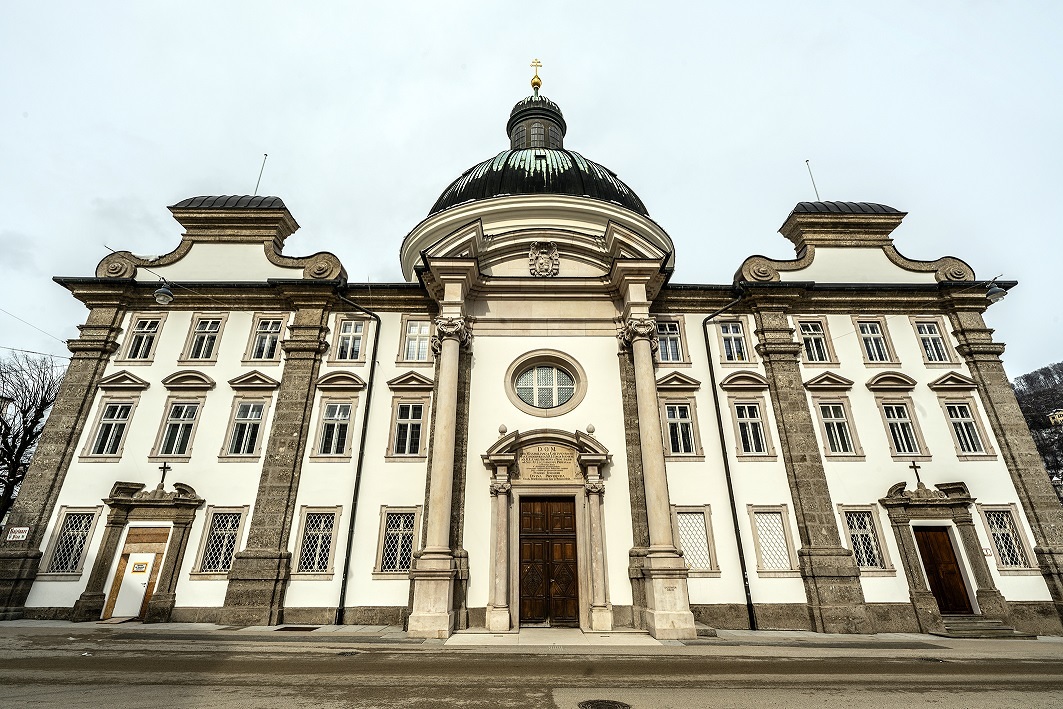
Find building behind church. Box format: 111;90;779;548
2;71;1062;639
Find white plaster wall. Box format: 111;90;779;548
132;242;305;283
779;247;938;284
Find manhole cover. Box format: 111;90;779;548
578;701;631;709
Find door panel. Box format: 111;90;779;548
519;498;579;627
914;526;974;615
112;552;157;618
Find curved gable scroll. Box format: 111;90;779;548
162;370;216;391
482;428;611;479
718;371;770;391
316;371;366;391
866;371;918;392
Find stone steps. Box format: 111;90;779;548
930;614;1036;639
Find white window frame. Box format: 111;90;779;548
117;313;167;364
373;506;422;577
150;396;206;462
875;396;931;461
747;504;799;577
190;506;248;579
728;395;776;460
219;396;269;460
852;316;899;366
311;397;356;460
837;505;894;575
37;506;103;579
670;505;720;577
387;396;429;460
179;313;228;364
655;318;689;365
938;396;996;460
810;395;865;460
976;503;1038;576
717;318;755;366
397;315;433;365
796;316;838;366
910;316;957;366
80;396;141;462
660;398;704;460
330;315;368;364
292;506;342;578
242;313;287;363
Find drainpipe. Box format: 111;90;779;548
334;292;381;625
701;284;757;630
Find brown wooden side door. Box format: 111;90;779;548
914;526;974;615
519;498;578;626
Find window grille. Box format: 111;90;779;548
393;403;424;455
735;403;766;454
512;125;527;149
676;511;712;570
530;122;545;147
858;321;890;362
46;512;95;573
753;511;792;570
380;511;416;572
720;322;748;361
657;321;682;362
883;403;919;454
127;318;160;359
916;321;949;362
298;512;336;573
336;320;364;360
319;403;352;455
160;402;199;455
548;126;562;148
666;404;695;454
228;402;263;455
799;321;829;362
516;365;575;409
844;510;884;568
946;403;985;453
189;318;221;359
252;319;283;359
403;320;431;361
820;403;855;454
91;402;132;455
985;510;1030;567
200;511;242;572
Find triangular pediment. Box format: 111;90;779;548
927;372;977;391
865;371;918;392
316;371;366;391
98;370;150;391
387;371;435;391
161;370;216;391
803;372;855;391
655;371;701;391
228;370;280;391
719;371;770;391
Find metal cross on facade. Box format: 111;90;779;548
908;460;923;485
158;461;172;486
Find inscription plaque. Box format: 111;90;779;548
518;445;579;481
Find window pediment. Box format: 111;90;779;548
865;371;917;392
98;370;150;391
161;370;216;391
387;371;435;392
316;371;366;391
228;370;281;391
927;372;977;391
655;371;701;391
718;371;769;391
803;372;854;391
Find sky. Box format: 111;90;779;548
1;1;1061;378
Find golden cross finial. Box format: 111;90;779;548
530;58;543;95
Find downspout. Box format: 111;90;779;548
701;284;757;630
335;292;381;625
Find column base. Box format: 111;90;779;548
144;592;176;623
799;546;873;634
407;552;456;639
640;554;696;640
71;592;105;622
218;549;290;627
590;604;613;631
0;548;42;620
485;605;511;632
910;589;946;633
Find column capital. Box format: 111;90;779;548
489;481;512;497
431;315;471;354
585;481;605;496
619;316;658;352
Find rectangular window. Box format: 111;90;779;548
799;320;830;363
319;402;352;456
749;507;797;573
883;403;920;455
720;321;749;362
666;404;695;455
915;321;950;363
983;508;1031;568
403;319;431;361
858;320;891;362
335;320;364;361
126;317;161;360
843;510;885;569
227;402;264;456
657;321;683;363
393;403;424;455
90;402;132;456
297;511;338;574
820;403;855;454
945;402;985;454
45;511;97;574
378;510;417;573
160;402;199;456
672;506;718;576
735;402;766;454
251;319;283;360
188;318;222;360
198;510;243;573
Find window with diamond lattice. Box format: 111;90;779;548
380;511;416;572
298;512;337;573
676;511;713;571
46;512;95;573
199;511;242;573
753;510;793;571
516;365;575;409
844;510;884;569
984;509;1030;568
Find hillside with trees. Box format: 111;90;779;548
1013;360;1063;502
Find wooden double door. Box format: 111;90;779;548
519;498;579;627
914;526;974;615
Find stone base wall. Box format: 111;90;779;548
22;607;76;621
866;603;920;633
690;603;753;630
1009;601;1063;636
753;604;814;631
611;604;635;629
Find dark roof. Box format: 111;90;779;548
507;94;567;137
170;195;287;210
429;149;648;216
792;201;904;215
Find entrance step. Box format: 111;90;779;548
694;622;718;638
931;614;1036;639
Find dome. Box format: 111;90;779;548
429;91;648;217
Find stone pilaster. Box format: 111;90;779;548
620;317;696;639
144;514;196;623
0;292;127;620
751;302;871;634
883;507;945;633
947;301;1063;624
71;509;130;622
484;458;513;632
220;295;330;626
584;460;612;631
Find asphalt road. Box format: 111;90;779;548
2;628;1063;709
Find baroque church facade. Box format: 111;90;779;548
3;73;1063;639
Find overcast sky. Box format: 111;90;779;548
2;1;1060;378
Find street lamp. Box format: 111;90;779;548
153;280;174;305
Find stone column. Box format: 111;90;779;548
584;456;611;631
485;467;512;632
0;295;126;620
751;302;871;633
408;316;469;638
144;515;195;624
621;317;696;639
70;509;130;622
953;509;1011;622
220;295;330;626
948;302;1063;625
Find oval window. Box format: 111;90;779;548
516;364;575;409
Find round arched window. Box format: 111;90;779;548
516;364;575;408
505;350;588;418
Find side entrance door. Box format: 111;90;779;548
103;527;170;619
914;526;974;615
519;498;578;627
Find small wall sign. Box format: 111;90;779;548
5;527;29;542
983;547;993;557
132;563;148;573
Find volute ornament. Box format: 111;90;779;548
584;481;605;496
433;316;471;354
619;317;659;352
489;481;512;496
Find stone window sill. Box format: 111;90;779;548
385;455;427;463
112;359;154;366
687;570;721;578
241;358;281;367
665;454;706;462
188;572;231;581
217;455;262;464
176;358;218;366
735;455;778;463
956;453;998;462
291;572;335;580
862;361;902;368
800;361;840;368
857;568;897;577
372;572;411;580
755;570;801;578
823;455;867;462
655;361;692;368
394;359;434;367
78;455;123;463
996;568;1041;576
34;573;85;582
889;455;932;463
149;455;192;463
308;455;354;463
